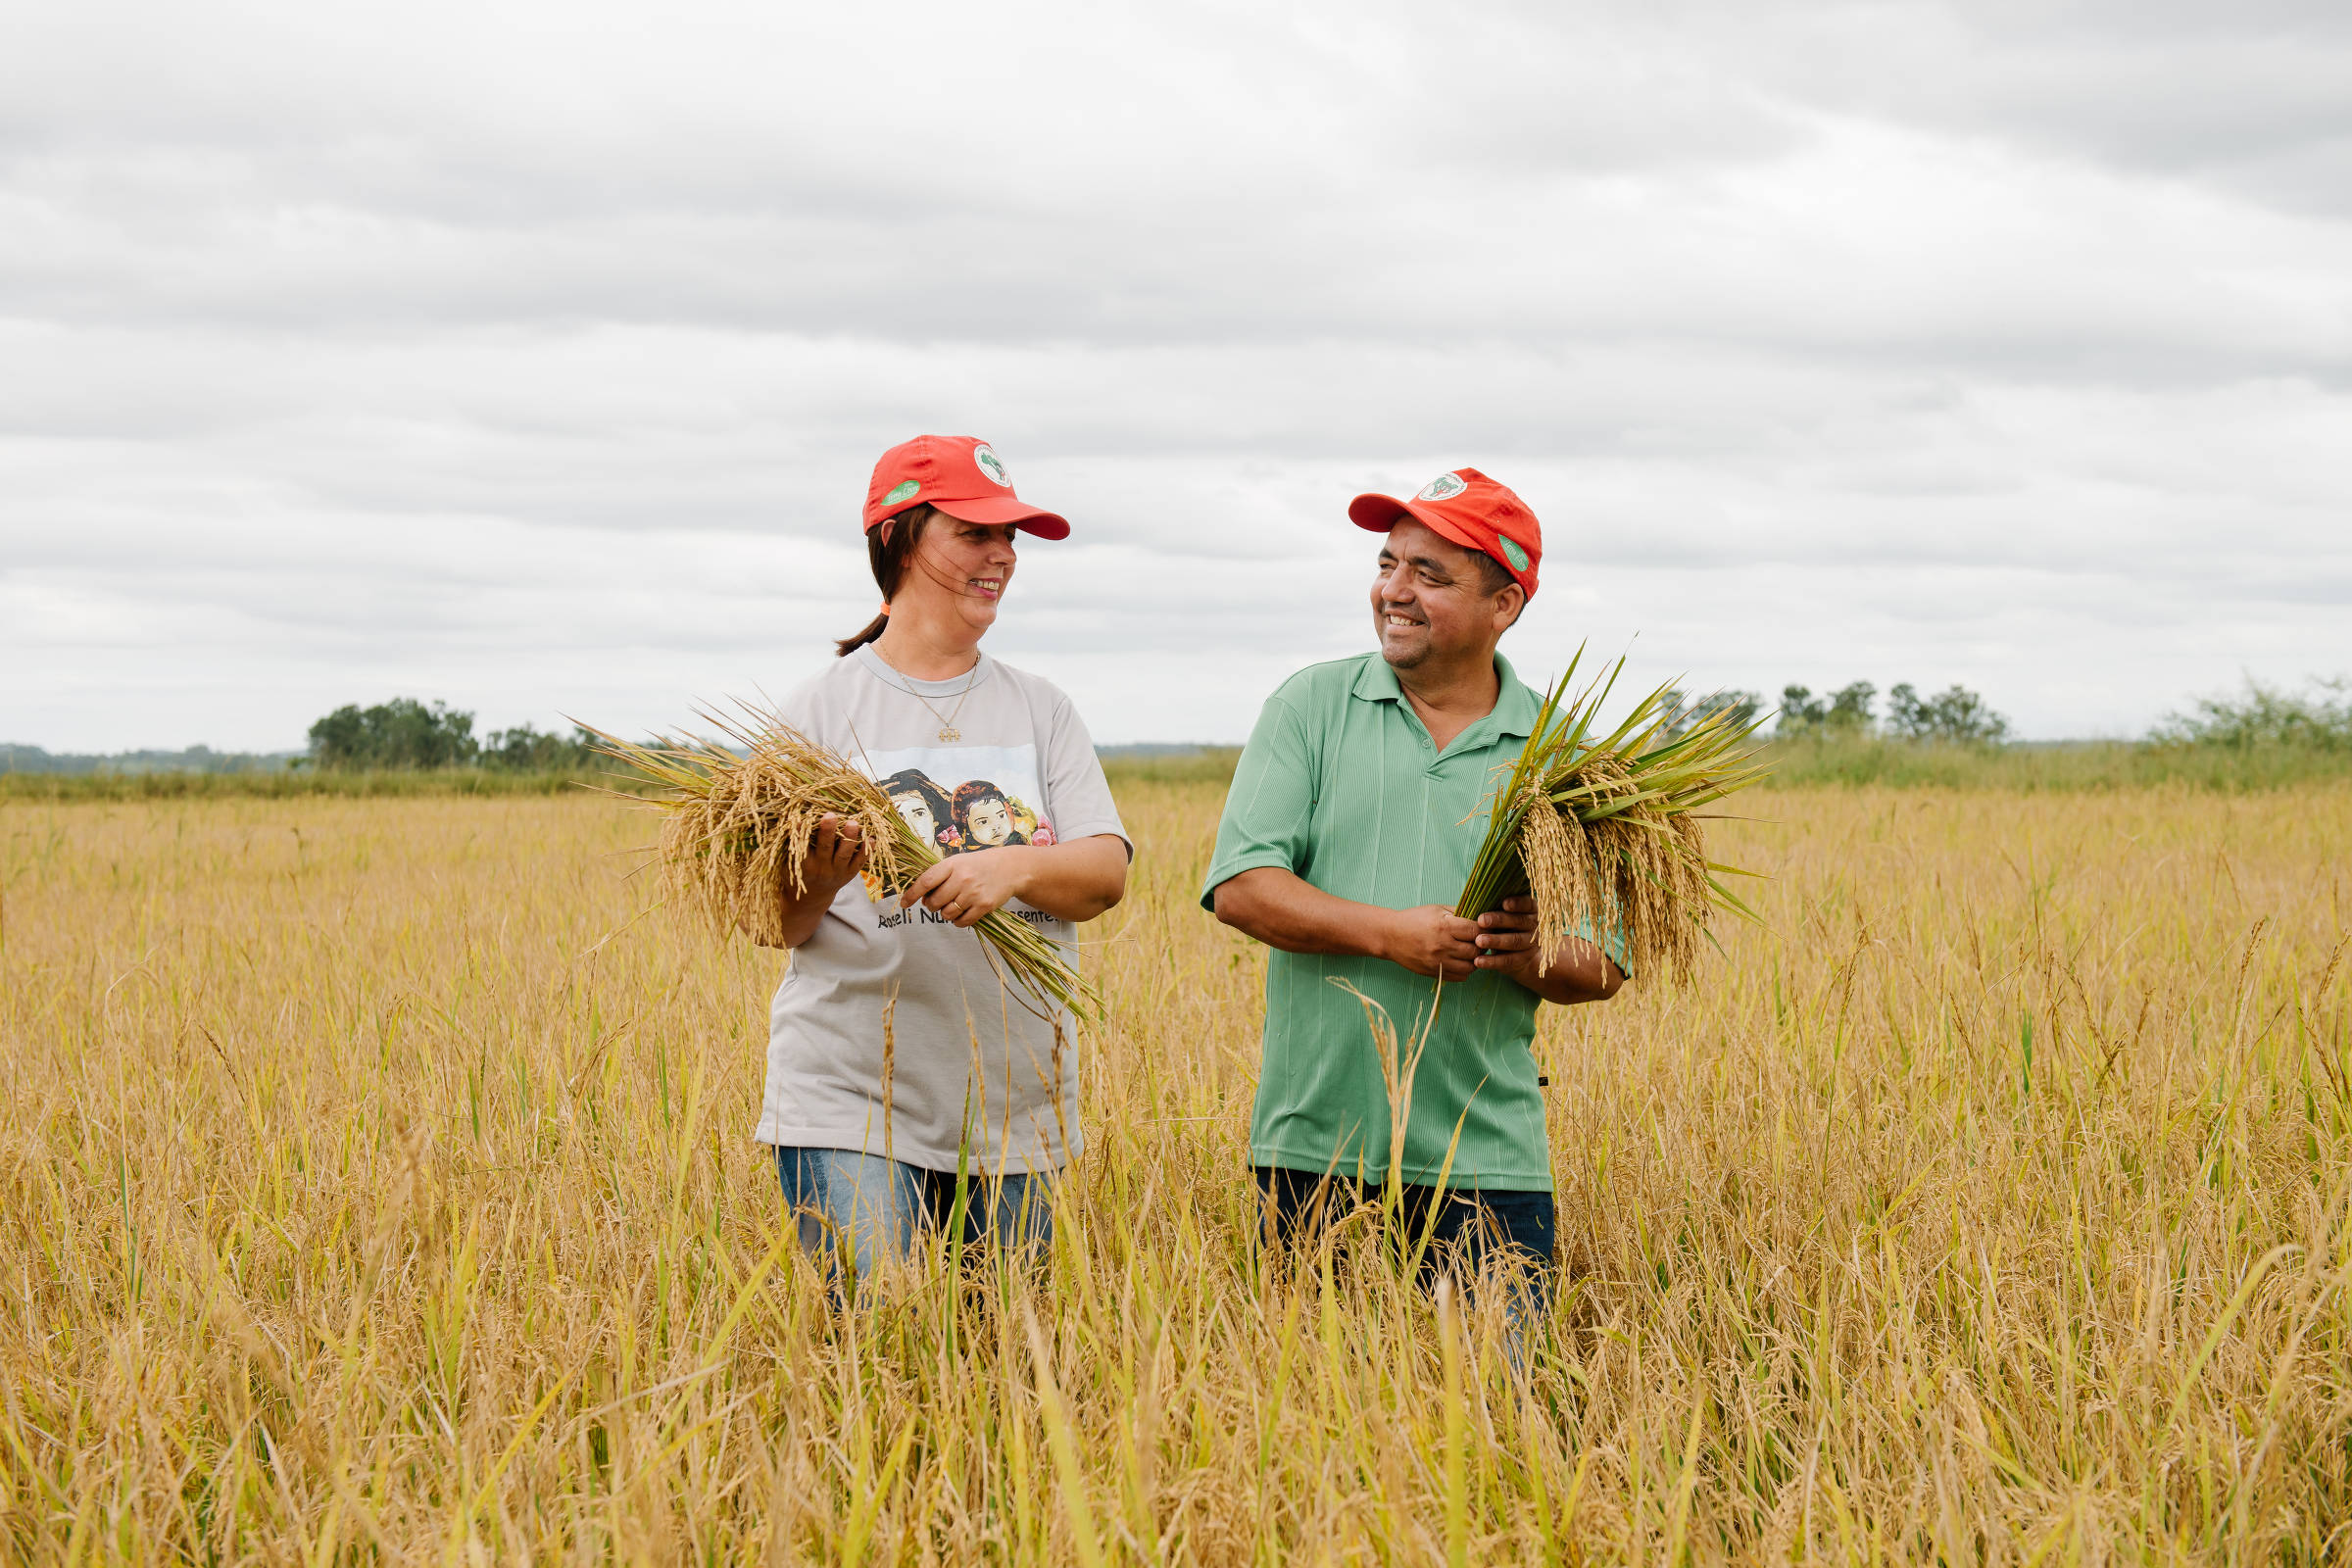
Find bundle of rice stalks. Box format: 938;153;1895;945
1456;651;1772;984
585;705;1100;1020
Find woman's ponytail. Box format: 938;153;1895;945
835;506;933;657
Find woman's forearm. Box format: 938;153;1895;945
1006;835;1130;921
773;879;840;949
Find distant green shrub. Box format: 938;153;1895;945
1763;738;2352;792
1099;749;1245;787
2152;676;2351;752
480;723;602;771
1778;681;1878;739
1886;683;2011;744
308;698;480;769
303;700;604;772
1660;689;1762;741
0;767;659;802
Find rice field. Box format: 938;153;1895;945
3;778;2349;1563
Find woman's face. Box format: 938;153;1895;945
892;793;937;842
897;517;1018;639
965;795;1015;848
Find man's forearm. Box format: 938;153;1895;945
1211;866;1394;961
1511;938;1623;1005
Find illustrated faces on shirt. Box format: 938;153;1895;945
879;768;956;850
892;790;938;843
963;792;1017;848
876;763;1040;856
951;780;1027;850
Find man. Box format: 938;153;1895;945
1200;467;1626;1298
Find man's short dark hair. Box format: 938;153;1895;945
1474;552;1514;596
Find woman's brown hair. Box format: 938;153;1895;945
835;505;937;657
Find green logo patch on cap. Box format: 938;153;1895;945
972;444;1012;487
1417;471;1468;502
1497;535;1530;573
883;479;920;505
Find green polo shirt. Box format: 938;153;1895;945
1200;651;1562;1192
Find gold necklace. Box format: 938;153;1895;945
872;653;984;743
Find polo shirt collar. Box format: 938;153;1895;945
1350;656;1407;705
1491;653;1541;739
1350;650;1542;741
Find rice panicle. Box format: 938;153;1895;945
585;704;1101;1018
1456;650;1770;985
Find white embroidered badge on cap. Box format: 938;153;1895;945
1417;471;1468;502
972;445;1013;487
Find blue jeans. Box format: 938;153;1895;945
1255;1165;1554;1365
1254;1165;1556;1289
775;1147;1053;1282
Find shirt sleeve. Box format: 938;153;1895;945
1575;910;1634;978
1041;692;1130;854
1198;691;1316;911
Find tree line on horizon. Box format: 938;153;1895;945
1658;681;2013;745
1667;673;2350;751
305;699;599;771
1778;681;2014;744
12;675;2345;778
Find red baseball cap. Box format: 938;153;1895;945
862;435;1069;540
1348;467;1541;598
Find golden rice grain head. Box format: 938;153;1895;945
1517;790;1598;971
1592;806;1709;984
653;737;907;946
1671;812;1709;924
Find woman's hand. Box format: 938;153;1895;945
902;846;1031;928
767;814;869;949
796;814;870;900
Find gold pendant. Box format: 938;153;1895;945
938;726;959;743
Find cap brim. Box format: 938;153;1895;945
932;495;1071;540
1348;492;1486;556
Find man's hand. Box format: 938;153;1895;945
1378;904;1486;982
1470;896;1624;1004
1470;896;1542;980
903;847;1029;929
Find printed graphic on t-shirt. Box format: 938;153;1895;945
859;743;1059;917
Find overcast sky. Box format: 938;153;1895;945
5;0;2349;750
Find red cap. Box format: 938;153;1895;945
862;435;1069;539
1348;467;1541;598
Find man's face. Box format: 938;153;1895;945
1371;518;1521;670
966;796;1015;847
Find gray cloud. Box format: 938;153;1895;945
3;0;2349;752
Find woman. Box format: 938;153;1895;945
760;434;1130;1280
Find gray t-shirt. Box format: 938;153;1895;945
757;647;1128;1174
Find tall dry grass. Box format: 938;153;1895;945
2;782;2348;1562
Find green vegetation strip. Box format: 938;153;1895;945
15;741;2352;801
